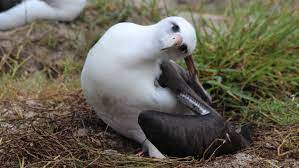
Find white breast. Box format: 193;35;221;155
81;22;179;140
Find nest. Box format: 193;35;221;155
0;92;298;167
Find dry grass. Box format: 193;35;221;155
0;92;298;167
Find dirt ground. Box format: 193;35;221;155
0;92;298;167
0;1;298;167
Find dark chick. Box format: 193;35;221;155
138;60;252;158
138;110;252;158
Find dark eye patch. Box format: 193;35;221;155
179;44;188;53
171;23;180;32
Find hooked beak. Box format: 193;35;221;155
184;55;196;77
160;34;183;50
184;55;213;105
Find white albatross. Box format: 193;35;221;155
0;0;86;30
81;16;198;158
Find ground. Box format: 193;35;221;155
0;0;298;167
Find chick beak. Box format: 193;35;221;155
184;55;197;77
184;55;213;105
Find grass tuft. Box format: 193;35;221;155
192;1;299;125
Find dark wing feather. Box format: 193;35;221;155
138;110;251;158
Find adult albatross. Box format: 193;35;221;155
0;0;86;30
81;16;201;158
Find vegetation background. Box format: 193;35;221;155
0;0;298;167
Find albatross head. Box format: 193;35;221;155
155;16;197;60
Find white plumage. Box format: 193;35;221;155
0;0;86;30
81;16;197;158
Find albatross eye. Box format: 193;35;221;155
171;23;180;32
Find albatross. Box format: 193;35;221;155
0;0;86;30
81;16;251;158
81;16;200;158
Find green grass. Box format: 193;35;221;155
188;1;299;125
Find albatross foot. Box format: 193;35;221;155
135;149;145;157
